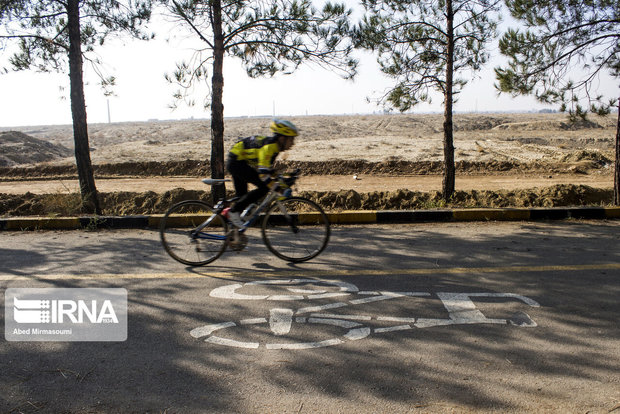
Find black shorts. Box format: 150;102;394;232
226;155;269;212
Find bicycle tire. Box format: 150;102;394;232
261;197;330;262
160;200;228;266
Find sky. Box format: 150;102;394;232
1;6;618;128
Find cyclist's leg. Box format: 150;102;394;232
226;157;249;197
236;182;269;212
228;162;269;213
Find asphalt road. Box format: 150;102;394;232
1;221;619;413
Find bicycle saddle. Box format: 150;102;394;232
202;178;231;185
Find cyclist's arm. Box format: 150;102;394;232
257;143;280;181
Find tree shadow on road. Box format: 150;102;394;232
0;221;619;412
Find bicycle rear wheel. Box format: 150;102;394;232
261;197;330;262
160;200;228;266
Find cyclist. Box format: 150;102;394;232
226;118;298;228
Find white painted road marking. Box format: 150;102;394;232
190;279;543;349
437;292;539;326
269;308;294;335
209;279;359;301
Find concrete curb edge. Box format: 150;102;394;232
1;207;619;231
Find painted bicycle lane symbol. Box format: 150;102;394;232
190;279;541;350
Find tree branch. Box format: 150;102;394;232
0;34;68;51
540;19;620;43
171;0;214;48
527;33;620;77
223;16;325;46
227;38;351;73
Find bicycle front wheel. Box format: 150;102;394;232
160;200;228;266
261;197;330;262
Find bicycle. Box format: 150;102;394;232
159;169;330;266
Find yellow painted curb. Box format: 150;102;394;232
326;210;377;224
151;213;220;228
604;207;620;218
148;214;165;228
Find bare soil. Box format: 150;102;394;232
0;113;617;216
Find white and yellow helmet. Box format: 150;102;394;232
270;119;298;137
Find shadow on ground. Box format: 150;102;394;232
0;221;619;412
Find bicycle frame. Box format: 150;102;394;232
191;181;291;241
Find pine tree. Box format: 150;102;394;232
1;0;153;214
495;0;620;204
354;0;500;200
165;0;357;202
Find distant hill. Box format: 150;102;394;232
0;131;72;167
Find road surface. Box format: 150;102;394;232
1;221;619;413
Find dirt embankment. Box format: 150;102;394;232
0;184;614;217
0;152;613;180
1;113;617;217
0;154;616;217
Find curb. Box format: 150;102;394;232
1;207;619;231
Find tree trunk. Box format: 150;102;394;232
442;0;455;201
67;0;100;214
210;0;226;204
614;97;620;205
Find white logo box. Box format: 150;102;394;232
5;288;127;342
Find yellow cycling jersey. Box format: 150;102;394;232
229;135;280;169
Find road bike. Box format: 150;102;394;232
159;169;330;266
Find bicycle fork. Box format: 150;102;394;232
275;200;299;234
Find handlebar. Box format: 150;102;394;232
277;168;300;189
204;169;300;205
